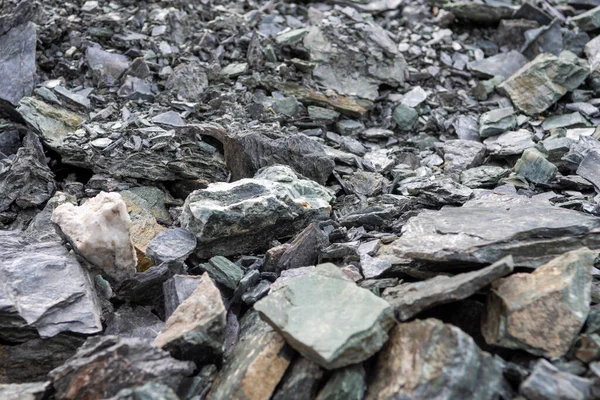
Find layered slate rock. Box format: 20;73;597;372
519;359;594;400
163;275;202;319
392;192;600;268
49;336;194;400
383;256;514;321
0;22;36;105
437;139;486;172
366;319;503;400
498;51;589;115
147;228;197;265
254;263;395;370
315;365;366;400
106;382;180;400
467;50;528;79
482;248;594;358
155;274;226;365
181;166;333;258
0;382;50;400
52;191;137;283
272;357;324;400
206;312;293;400
0;231;102;339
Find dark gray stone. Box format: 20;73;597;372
0;22;36;105
484;129;535;156
577;150;600;189
514;148;557;184
397;176;473;206
522;20;564;59
468;50;528;79
444;1;515;23
315;364;365;400
519;359;593;400
163;275;202;320
241;280;271;305
460;166;510;189
272;357;324;400
479;108;517;138
278;223;330;272
571;5;600;31
104;305;165;339
147;228;197;264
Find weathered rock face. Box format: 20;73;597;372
147;228;197;265
85;47;130;87
206;312;293;400
482;248;594;358
519;359;594;400
315;364;366;400
272;357;324;400
437;139;486;172
162;275;202;319
0;22;36;105
383;256;514;321
392;192;600;268
498;51;589;115
49;336;195;400
181;165;333;258
254;263;395;370
155;274;227;364
0;382;50;400
366;319;503;400
0;231;102;339
52;191;138;283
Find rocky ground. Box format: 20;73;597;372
3;0;600;399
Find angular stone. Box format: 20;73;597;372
220;62;248;78
519;359;594;400
272;357;324;400
104;305;165;340
522;20;564;59
280;83;372;117
498;51;589;115
155;274;226;364
278;223;330;272
201;256;244;290
254;263;395;370
577;150;600;189
52;191;137;283
383;256;514;321
494;19;539;49
106;382;179;400
393;104;418;131
0;382;50;400
397;176;473;206
472;76;504;101
483;248;593;358
147;228;197;265
392;192;600;267
49;336;194;400
165;62;208;102
116;261;184;305
460;166;510;189
438;139;486;172
468;50;528;79
315;364;366;400
401;86;428;108
86;47;130;87
542;112;591;131
181;166;333;258
152;111;185;127
571;5;600;31
206;312;293;400
484;129;536;156
444;1;515;23
163;275;202;320
514;148;557;184
0;22;36;105
366;319;503;400
0;231;101;339
479;107;517;138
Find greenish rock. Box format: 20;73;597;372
571;5;600;31
472;75;504;101
468;51;528;79
541;112;591;131
307;106;340;122
254;263;395;370
276;28;309;45
220;62;248;78
315;365;366;400
514;148;558;184
479;107;517;138
272;357;324;400
202;256;244;290
484;129;535;156
392;104;418;131
498;51;589;116
460;166;510;188
336;119;364;136
106;382;179;400
444;1;515;23
273;95;300;117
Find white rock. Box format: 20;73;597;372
52;192;137;282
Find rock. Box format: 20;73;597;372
482;248;594;357
401;86;428;107
206;312;293;400
479;108;517;138
391;192;600;267
383;256;514;321
498;51;589;115
278;223;330;271
315;364;366;400
254;263;395;370
454;115;480;141
522;20;564;59
0;231;102;339
241;280;271;305
461;166;510;189
0;22;36;105
308;106;340;122
165;62;208;101
106;382;180;400
397;176;473;206
201;256;244;290
571;5;600;31
438;139;486;172
484;129;536;156
118;76;157;101
577;150;600;189
52;191;137;283
366;318;503;400
49;336;194;400
336;119;364;136
180;166;333;258
155;274;226;365
152;111;185;127
220;62;248;78
542;112;591;130
444;1;515;23
116;261;184;306
272;357;324;400
0;131;55;213
163;275;202;319
104;305;165;339
468;50;528;79
494;19;540;49
0;382;50;400
280;83;372;117
472;76;505;101
147;228;197;265
519;359;594;400
392;104;418;131
86;47;130;86
514;148;558;184
563;135;600;170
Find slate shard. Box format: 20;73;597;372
519;359;593;400
315;364;366;400
163;275;202;320
147;228;197;265
0;22;36;105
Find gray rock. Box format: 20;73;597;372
514;148;557;184
519;359;593;400
454;115;480;141
278;223;329;271
468;50;528;79
152;111;185;127
472;76;505;101
393;104;418;131
494;19;540;49
366;318;503;400
0;231;102;339
484;129;536;156
336;119;364;136
272;357;324;400
116;261;184;305
49;336;194;400
202;256;244;290
482;248;594;358
315;365;366;400
308;106;340;122
165;62;208;101
577;150;600;189
254;263;395;370
498;51;589;115
104;305;165;339
438;139;486;172
241;280;271;305
86;47;130;87
444;1;515;23
542;112;591;130
571;5;600;31
106;382;180;400
397;176;473;206
180;165;333;258
147;228;197;265
522;20;564;59
163;275;202;319
220;62;248;78
479;107;517;138
461;166;510;188
391;192;600;268
0;22;36;105
118;76;157;101
0;382;50;400
563;136;600;169
401;86;428;107
383;256;514;321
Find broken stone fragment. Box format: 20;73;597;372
522;19;564;59
115;261;184;306
484;129;536;156
383;256;514;321
0;382;50;400
0;22;36;105
201;256;244;290
155;274;226;365
206;312;293;400
392;104;418;131
106;382;180;400
86;46;130;86
0;231;102;339
482;248;594;358
366;318;503;400
49;336;195;400
438;139;486;172
514;148;557;184
444;1;515;23
272;357;324;400
315;364;366;400
278;223;330;272
571;5;600;31
104;304;165;340
460;166;510;189
519;359;594;400
163;275;202;319
468;50;528;79
165;62;208;102
180;165;333;258
576;150;600;189
147;228;197;265
542;112;591;131
52;191;137;283
498;51;589;115
397;176;473;206
479;107;517;138
254;263;395;370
